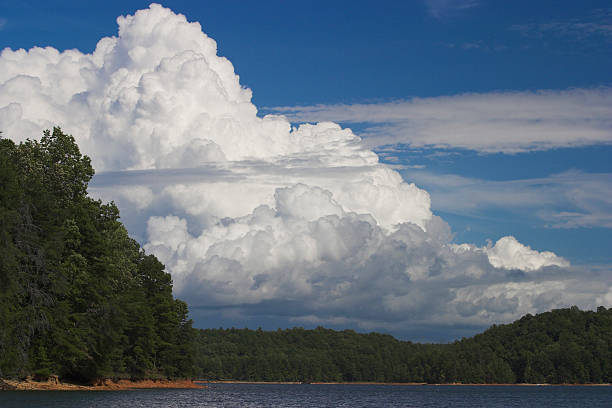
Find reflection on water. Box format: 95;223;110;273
1;384;611;408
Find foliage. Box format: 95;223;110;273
194;307;612;384
0;128;196;382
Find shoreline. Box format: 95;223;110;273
203;380;612;387
3;377;610;390
0;377;205;391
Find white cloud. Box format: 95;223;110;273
269;88;612;153
450;236;570;273
597;287;612;306
485;236;569;271
403;170;612;229
2;4;609;338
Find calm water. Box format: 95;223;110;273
1;383;611;407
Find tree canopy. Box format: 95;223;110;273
0;128;196;382
194;307;612;384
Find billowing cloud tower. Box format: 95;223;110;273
2;4;602;338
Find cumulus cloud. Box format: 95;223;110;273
269;88;612;153
2;4;609;339
453;236;569;272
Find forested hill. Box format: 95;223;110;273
195;306;612;384
0;128;197;382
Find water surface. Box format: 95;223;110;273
1;383;610;407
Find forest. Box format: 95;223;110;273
195;306;612;384
1;129;610;385
0;128;196;382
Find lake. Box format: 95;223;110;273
1;383;611;407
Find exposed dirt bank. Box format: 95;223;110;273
0;377;205;391
205;380;303;384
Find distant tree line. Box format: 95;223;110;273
0;128;196;383
194;307;612;384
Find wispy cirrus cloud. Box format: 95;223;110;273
424;0;480;19
439;41;509;53
511;8;612;42
403;169;612;229
269;88;612;154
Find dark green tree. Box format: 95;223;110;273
0;128;197;382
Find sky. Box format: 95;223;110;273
1;0;611;341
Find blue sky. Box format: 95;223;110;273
2;0;610;262
3;1;611;101
1;0;611;340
